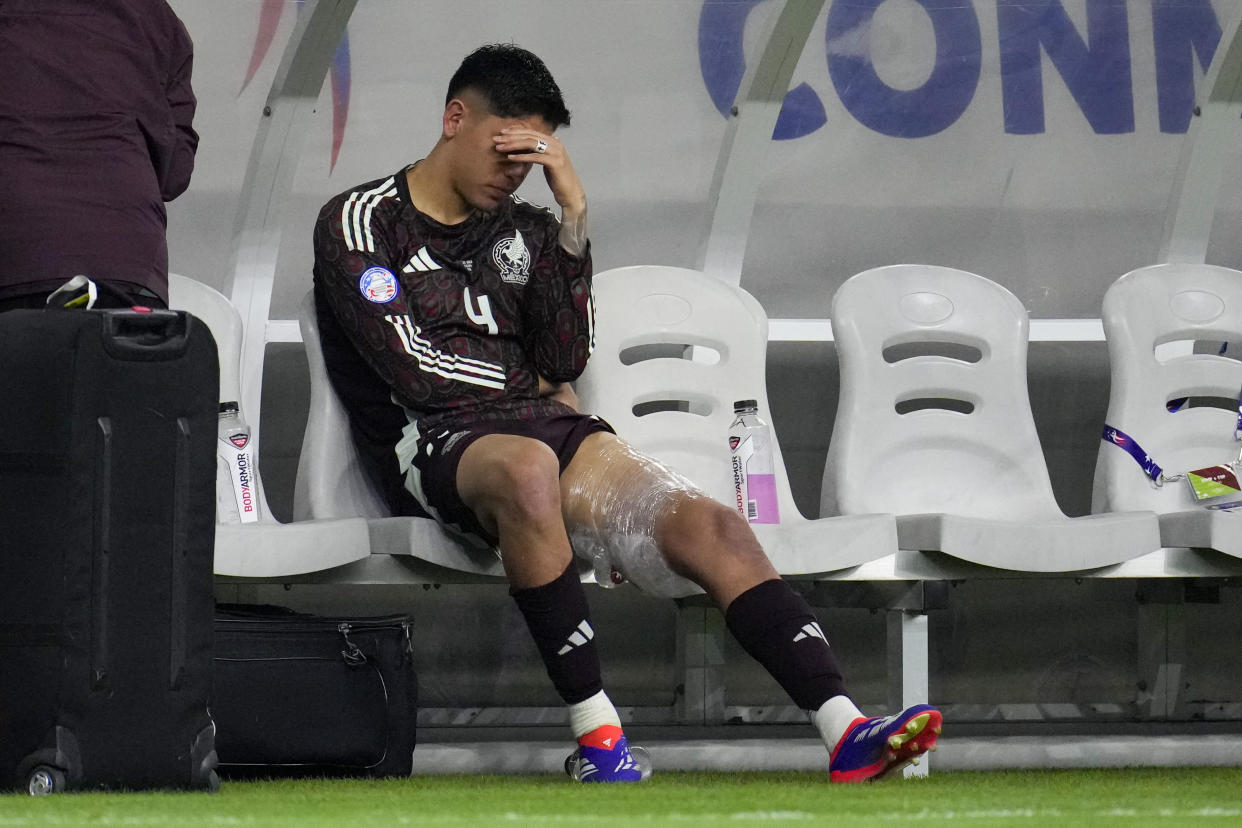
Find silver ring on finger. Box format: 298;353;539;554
534;139;548;154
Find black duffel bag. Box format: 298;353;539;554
212;605;417;778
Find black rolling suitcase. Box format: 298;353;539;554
0;308;220;794
212;605;417;778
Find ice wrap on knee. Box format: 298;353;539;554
563;438;704;598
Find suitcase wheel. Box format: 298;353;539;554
27;765;67;796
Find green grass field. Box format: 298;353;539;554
2;769;1241;827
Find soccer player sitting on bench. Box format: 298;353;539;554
311;43;941;783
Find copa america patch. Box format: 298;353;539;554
359;266;399;303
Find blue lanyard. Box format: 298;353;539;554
1103;376;1242;486
1101;426;1164;485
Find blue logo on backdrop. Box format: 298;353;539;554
698;0;1223;139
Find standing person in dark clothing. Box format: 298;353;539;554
313;43;941;784
0;0;198;312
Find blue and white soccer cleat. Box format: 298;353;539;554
564;725;650;783
828;704;942;783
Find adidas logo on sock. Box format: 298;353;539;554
792;622;826;644
557;620;595;656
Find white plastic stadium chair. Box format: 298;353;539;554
292;291;505;580
167;274;371;577
1092;263;1242;559
574;265;898;588
822;264;1160;571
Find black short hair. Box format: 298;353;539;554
446;44;570;128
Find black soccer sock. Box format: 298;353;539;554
510;561;604;705
724;578;850;711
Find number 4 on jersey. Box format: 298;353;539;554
464;287;498;335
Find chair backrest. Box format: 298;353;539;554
167;273;278;521
575;265;804;520
292;290;393;520
1092;263;1242;514
167;273;243;405
822;264;1063;521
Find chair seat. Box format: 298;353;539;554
896;511;1162;571
753;513;898;575
213;518;371;577
1159;509;1242;559
368;517;507;579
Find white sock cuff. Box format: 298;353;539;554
810;694;864;751
568;689;622;740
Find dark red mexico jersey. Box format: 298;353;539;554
313;166;594;435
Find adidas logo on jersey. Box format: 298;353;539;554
402;246;442;273
556;620;595;656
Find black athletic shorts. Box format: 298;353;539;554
406;412;615;544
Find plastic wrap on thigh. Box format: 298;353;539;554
565;439;703;598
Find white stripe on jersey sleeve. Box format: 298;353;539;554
342;177;397;253
339;191;361;251
384;315;507;390
360;182;398;253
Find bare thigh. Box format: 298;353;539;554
458;432;572;589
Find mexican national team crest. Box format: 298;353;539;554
493;230;530;285
359;266;399;303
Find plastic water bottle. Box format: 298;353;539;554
217;401;260;524
728;399;780;524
